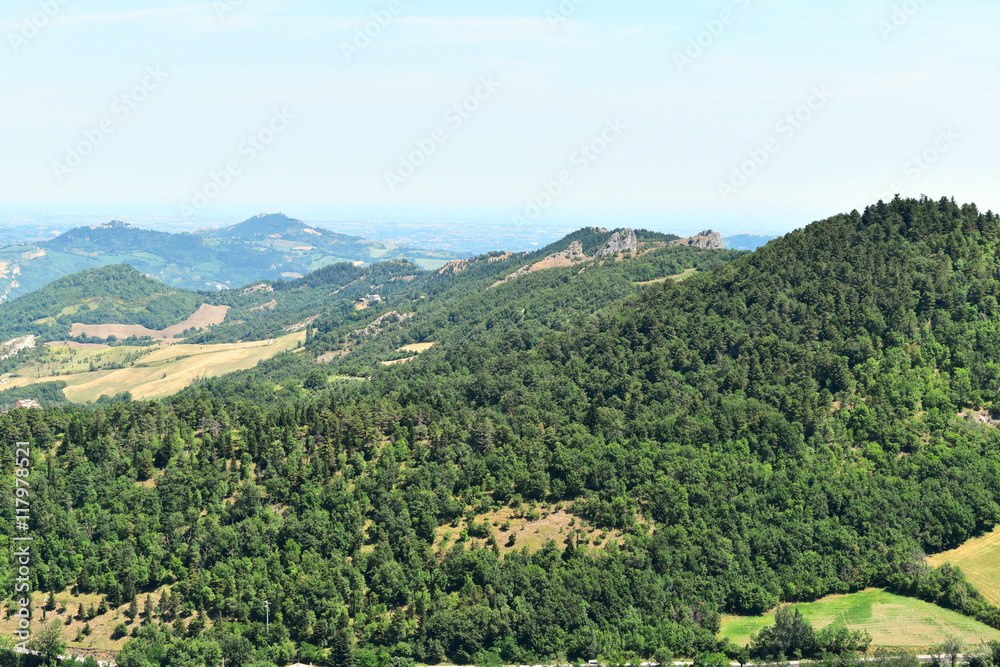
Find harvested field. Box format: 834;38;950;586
70;303;229;340
928;526;1000;605
4;332;304;402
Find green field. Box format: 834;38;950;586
928;526;1000;606
720;589;1000;650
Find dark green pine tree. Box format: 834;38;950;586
330;617;354;667
127;595;138;622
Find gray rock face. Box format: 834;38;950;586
564;240;587;260
671;230;725;250
593;229;638;259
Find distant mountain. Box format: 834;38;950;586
0;214;464;301
723;233;777;250
205;212;359;243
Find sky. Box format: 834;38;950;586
1;0;998;236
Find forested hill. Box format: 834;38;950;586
2;199;1000;666
204;212;362;243
0;264;206;342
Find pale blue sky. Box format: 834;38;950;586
1;0;998;235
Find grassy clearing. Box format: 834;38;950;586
0;586;196;663
433;505;625;557
380;342;437;366
400;342;436;353
3;332;305;402
636;268;699;286
720;589;1000;650
928;526;1000;605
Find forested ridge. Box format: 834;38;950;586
2;198;1000;667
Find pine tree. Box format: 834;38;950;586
45;591;56;611
330;618;354;667
158;590;169;619
126;595;138;622
96;598;108;615
76;603;85;621
143;594;153;624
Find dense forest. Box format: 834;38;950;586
2;199;1000;666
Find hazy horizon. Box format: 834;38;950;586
3;1;998;236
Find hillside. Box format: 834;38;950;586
0;264;208;344
3;200;1000;666
0;215;464;301
0;228;738;404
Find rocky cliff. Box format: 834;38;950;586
593;229;638;260
671;230;725;250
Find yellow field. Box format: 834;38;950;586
70;304;230;341
720;589;1000;650
380;342;437;366
3;332;305;402
928;526;1000;605
400;342;436;353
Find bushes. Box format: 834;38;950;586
750;606;871;660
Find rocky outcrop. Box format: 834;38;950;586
671;230;725;250
593;229;638;260
1;335;36;360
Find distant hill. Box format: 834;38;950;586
723;233;777;250
205;212;360;243
0;215;464;301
